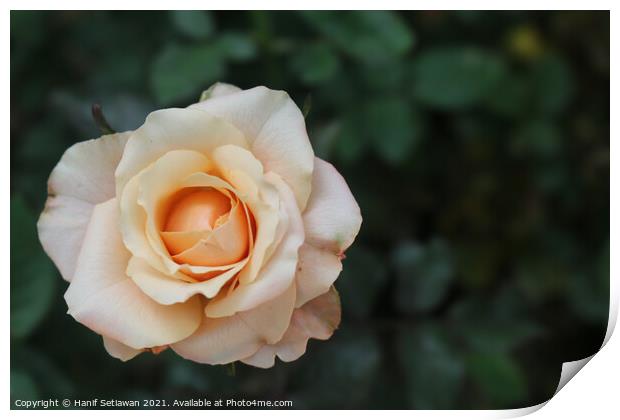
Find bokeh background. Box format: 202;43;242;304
10;10;609;409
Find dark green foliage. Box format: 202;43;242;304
10;10;609;409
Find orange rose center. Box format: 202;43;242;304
160;187;251;271
165;189;231;232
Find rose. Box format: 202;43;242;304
37;83;362;367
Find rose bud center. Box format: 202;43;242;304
161;187;251;269
165;188;231;232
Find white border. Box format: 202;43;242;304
4;2;616;419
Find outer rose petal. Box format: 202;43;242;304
303;158;362;253
191;86;314;209
242;287;341;368
171;283;296;365
65;199;202;349
294;243;343;308
102;336;142;362
115;108;248;196
204;173;304;318
200;82;241;101
37;132;131;281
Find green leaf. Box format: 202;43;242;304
337;245;387;319
392;238;455;313
467;353;527;406
360;61;406;92
331;115;368;164
515;255;569;303
309;120;340;160
530;54;574;116
11;196;56;339
300;11;414;63
364;97;423;164
412;47;506;109
215;32;257;62
511;120;562;158
398;325;465;409
11;345;75;399
20;117;67;167
170;11;214;40
11;370;39;404
454;241;502;289
449;284;544;353
10;11;45;50
484;73;529;118
166;360;210;392
291;43;340;85
566;240;609;323
151;43;225;105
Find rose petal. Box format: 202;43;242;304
294;243;343;308
137;193;256;306
127;256;244;304
172;283;296;365
211;145;282;284
200;82;242;101
191;86;314;209
37;132;130;281
242;287;341;368
102;336;142;362
137;150;214;273
119;150;211;277
160;230;208;256
204;173;304;318
65;198;202;349
171;199;249;266
303;158;362;253
115;108;248;196
178;171;277;278
163;187;231;233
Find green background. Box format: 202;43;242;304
10;11;609;409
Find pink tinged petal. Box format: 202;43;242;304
303;158;362;254
37;196;92;282
37;132;131;281
102;336;142;362
172;283;296;365
115;108;248;196
191;86;314;209
204;174;305;318
294;243;343;308
242;287;341;368
49;132;131;203
64;199;202;349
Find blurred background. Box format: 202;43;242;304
10;10;609;409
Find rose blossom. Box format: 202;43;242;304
37;83;362;367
